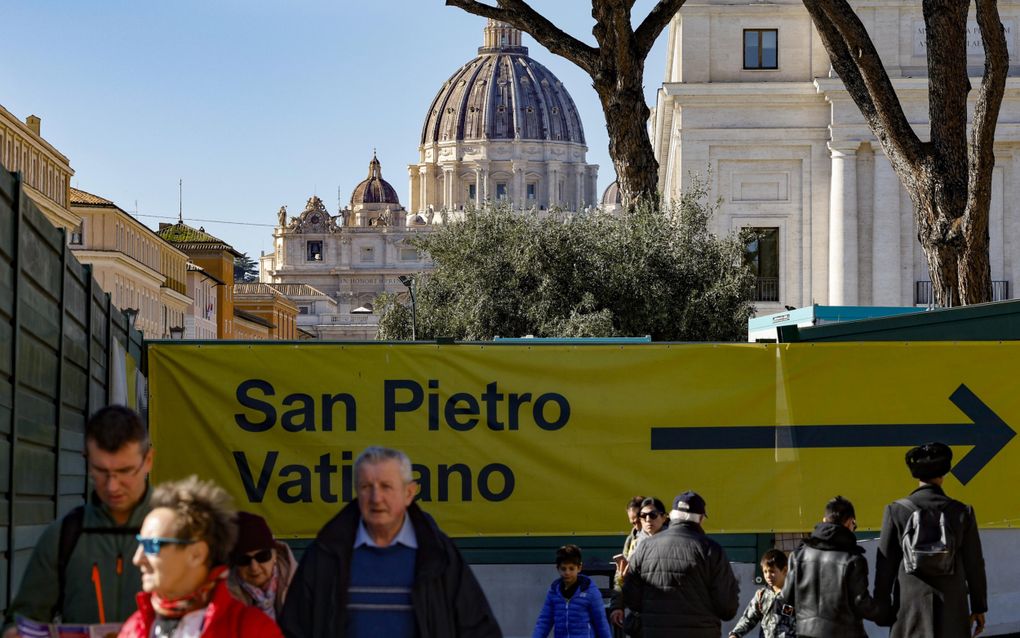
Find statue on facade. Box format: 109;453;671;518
278;205;287;227
426;205;435;225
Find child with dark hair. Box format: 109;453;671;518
532;544;612;638
730;549;796;638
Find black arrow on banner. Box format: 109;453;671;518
650;384;1015;485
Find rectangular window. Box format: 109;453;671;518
745;227;780;302
468;183;477;200
744;29;778;70
496;183;508;201
69;223;83;245
527;183;537;200
306;241;323;261
360;246;376;262
400;247;418;261
298;306;310;315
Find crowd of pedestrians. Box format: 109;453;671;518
601;442;987;638
0;405;990;638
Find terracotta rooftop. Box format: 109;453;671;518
264;283;331;298
186;262;226;286
157;221;243;257
70;187;116;207
234;308;275;329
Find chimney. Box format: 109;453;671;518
159;223;171;230
26;115;41;136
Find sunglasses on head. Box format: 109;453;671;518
232;548;273;566
136;535;196;556
639;510;661;520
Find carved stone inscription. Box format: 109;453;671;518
913;20;1015;57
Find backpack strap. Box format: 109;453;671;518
895;498;919;512
55;506;86;616
53;506;141;616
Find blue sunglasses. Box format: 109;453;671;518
136;535;196;556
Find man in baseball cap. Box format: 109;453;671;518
622;490;739;637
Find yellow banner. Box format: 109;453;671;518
148;342;1020;537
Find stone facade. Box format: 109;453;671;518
262;21;599;339
0;106;78;234
651;0;1020;313
259;157;429;339
410;20;598;215
158;221;241;339
185;262;220;340
233;283;299;340
70;188;191;338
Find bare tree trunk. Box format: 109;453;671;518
447;0;685;208
806;0;1008;306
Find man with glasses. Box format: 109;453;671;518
781;495;887;638
2;406;153;637
622;491;739;638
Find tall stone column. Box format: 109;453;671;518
828;142;860;305
419;165;431;213
512;160;526;207
443;167;453;209
575;165;585;210
546;161;561;207
474;168;483;207
872;151;901;305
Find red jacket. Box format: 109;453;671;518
119;579;282;638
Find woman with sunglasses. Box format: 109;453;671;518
226;512;296;621
119;476;282;638
610;497;668;635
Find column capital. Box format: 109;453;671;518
828;140;861;156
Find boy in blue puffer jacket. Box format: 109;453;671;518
532;544;613;638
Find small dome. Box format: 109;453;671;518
350;153;400;206
601;180;622;206
420;20;585;145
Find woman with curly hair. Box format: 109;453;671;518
119;476;282;638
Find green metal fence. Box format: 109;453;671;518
0;164;144;615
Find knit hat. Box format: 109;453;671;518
672;491;708;517
231;511;274;559
905;442;953;480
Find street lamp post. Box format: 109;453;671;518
398;274;417;341
169;325;185;340
123;307;139;332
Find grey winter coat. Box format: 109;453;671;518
781;522;886;638
621;521;740;638
874;483;987;638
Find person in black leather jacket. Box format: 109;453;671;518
781;496;888;638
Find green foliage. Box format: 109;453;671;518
375;292;415;341
376;177;757;341
234;253;258;283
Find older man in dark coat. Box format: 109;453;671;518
874;442;988;638
622;491;739;638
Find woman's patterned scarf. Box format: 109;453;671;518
240;569;279;620
151;565;227;636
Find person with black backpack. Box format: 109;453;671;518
874;442;988;638
2;406;153;637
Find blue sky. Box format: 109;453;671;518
1;1;667;258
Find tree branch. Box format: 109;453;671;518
808;0;925;168
969;0;1009;198
446;0;600;73
634;0;686;60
